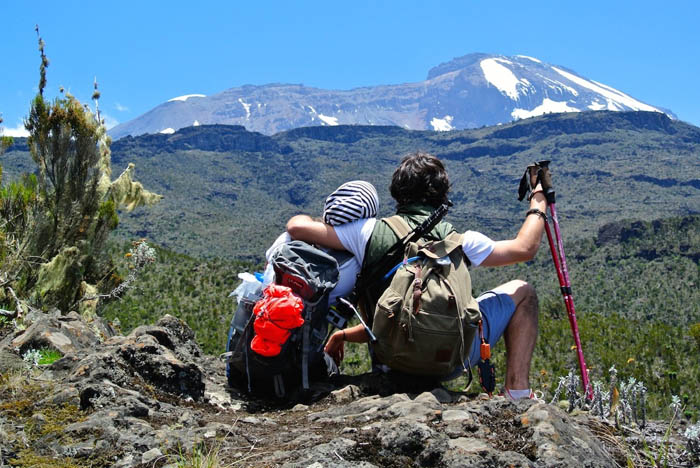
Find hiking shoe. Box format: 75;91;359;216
502;388;545;403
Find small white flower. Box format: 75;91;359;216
670;395;682;415
22;348;41;367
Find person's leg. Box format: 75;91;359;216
463;280;538;393
495;280;539;391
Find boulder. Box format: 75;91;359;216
0;311;643;467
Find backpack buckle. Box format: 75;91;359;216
327;306;348;329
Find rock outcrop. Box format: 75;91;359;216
0;312;678;467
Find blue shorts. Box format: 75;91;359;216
443;289;515;380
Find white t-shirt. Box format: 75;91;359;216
265;218;494;306
334;218;495;267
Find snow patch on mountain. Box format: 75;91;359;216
168;94;206;102
480;58;532;100
430;115;454;131
588;101;606;111
193;120;200;126
512;98;580;120
552;67;660;113
318;114;339;126
238;99;251;120
541;77;579;96
160;128;175;134
517;55;542;63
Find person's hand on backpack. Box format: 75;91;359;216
324;330;345;365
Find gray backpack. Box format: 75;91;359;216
224;241;345;398
371;216;481;377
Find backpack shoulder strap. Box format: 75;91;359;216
383;215;412;239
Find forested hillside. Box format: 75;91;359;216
4;111;699;260
100;215;700;418
4;108;698;418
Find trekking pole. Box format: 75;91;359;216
533;161;593;400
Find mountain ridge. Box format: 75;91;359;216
7;111;699;260
109;53;675;139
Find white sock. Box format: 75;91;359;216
506;388;531;400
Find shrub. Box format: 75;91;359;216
690;323;700;351
0;28;161;315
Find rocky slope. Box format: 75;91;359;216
108;53;674;139
0;312;693;467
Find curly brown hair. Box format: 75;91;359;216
390;152;450;208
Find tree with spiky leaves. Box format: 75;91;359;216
0;28;161;316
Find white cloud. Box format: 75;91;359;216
115;102;129;112
430;115;454;131
1;112;118;137
2;122;29;137
102;113;119;130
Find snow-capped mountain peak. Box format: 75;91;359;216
110;53;673;139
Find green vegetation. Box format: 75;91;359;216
5;111;699;261
473;215;699;418
36;348;62;365
0;115;12;154
173;442;232;468
101;214;699;419
2;28;697;468
0;30;160;317
100;243;256;353
0;369;114;468
470;215;699;325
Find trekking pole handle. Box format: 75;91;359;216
339;297;377;343
406;200;453;244
536;160;556;205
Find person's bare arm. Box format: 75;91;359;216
480;185;547;267
286;214;346;250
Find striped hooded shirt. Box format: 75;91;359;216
323;180;379;226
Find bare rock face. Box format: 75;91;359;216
1;312;624;467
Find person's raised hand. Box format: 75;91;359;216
518;161;554;202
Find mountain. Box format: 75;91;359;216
109;53;675;139
8;111;699;260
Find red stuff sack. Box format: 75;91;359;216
250;284;304;357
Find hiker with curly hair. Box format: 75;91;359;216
286;152;548;400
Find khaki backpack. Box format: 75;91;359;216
371;216;481;377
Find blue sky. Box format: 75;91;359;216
2;0;699;136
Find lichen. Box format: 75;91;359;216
0;371;99;468
32;246;81;309
78;281;99;319
106;163;163;212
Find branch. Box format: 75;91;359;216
7;287;23;319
